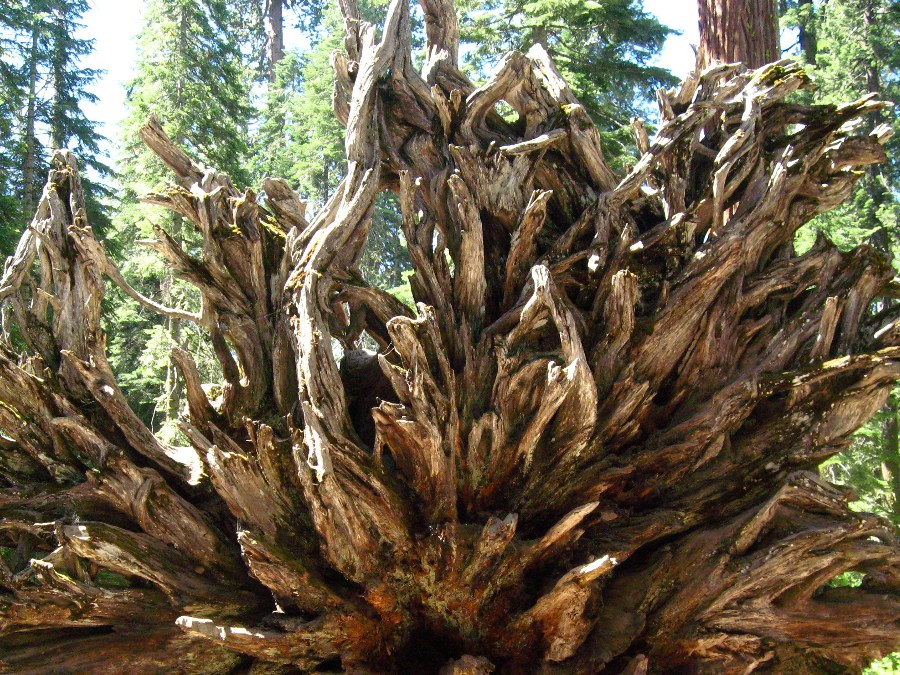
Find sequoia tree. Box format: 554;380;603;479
1;0;899;672
697;0;779;69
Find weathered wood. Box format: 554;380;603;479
0;0;898;670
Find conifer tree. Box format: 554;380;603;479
252;2;412;288
0;2;28;247
121;0;253;186
697;0;779;69
288;7;348;204
0;0;108;251
259;0;326;80
45;0;111;235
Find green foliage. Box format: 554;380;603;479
120;0;253;186
0;0;110;253
362;194;412;288
108;0;253;428
286;12;346;207
820;391;900;523
251;5;346;205
827;570;866;588
45;0;113;237
251;50;304;182
866;653;900;675
792;0;899;254
786;5;900;666
388;269;416;309
787;0;900;515
0;2;28;250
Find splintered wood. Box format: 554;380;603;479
0;0;897;671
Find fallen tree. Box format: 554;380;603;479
1;0;898;671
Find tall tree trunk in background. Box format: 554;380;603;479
698;0;779;68
1;0;900;672
49;1;67;149
21;25;39;220
156;9;192;429
266;0;284;82
860;0;888;241
797;0;817;63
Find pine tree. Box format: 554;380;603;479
252;2;411;288
121;0;253;186
251;51;304;181
45;0;112;236
787;0;898;246
0;2;28;248
19;7;41;226
285;5;346;204
0;0;109;251
815;0;898;237
259;0;327;80
251;7;344;204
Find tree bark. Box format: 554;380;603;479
266;0;285;82
697;0;780;68
49;0;68;149
21;25;39;221
1;0;898;671
797;0;817;64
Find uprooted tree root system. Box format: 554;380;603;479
1;0;898;671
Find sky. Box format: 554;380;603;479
79;0;143;154
78;0;701;165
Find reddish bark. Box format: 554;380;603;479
697;0;780;68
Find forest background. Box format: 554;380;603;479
0;0;897;668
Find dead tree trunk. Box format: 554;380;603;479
1;0;898;672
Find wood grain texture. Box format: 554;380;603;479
0;0;897;671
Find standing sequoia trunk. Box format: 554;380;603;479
1;0;899;672
697;0;779;68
